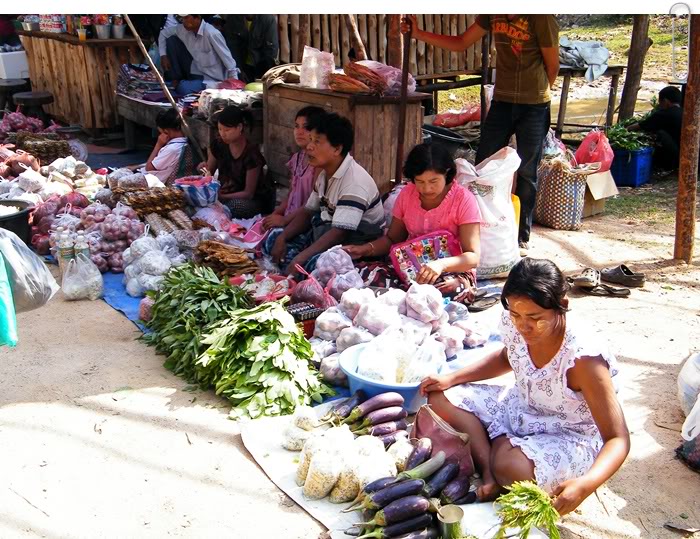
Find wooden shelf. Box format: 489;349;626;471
17;29;137;48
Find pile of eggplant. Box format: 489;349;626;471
343;439;476;538
327;391;410;447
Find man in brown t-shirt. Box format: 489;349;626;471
404;15;559;252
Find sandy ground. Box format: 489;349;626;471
1;212;700;539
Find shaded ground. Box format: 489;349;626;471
2;172;700;538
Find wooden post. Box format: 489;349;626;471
674;14;700;263
368;15;378;61
618;15;650;122
396;22;412;184
330;15;341;66
290;15;300;63
297;15;310;63
344;15;368;61
322;15;330;54
606;72;621;127
556;73;571;138
378;15;387;63
387;15;402;68
278;15;290;64
312;15;321;49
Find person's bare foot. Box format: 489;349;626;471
476;471;502;502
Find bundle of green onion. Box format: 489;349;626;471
495;481;560;539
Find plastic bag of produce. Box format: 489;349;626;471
445;301;470;323
405;282;445;323
329;452;361;503
130;235;159;259
398;315;432;346
309;338;337;367
126;278;145;298
300;46;335;90
435;324;467;358
172;229;201;250
17;167;46;193
156;232;180;259
376;287;407;315
296;433;326;486
354;435;386;458
193;203;232;231
135;250;172;276
313;307;352;341
62;254;104;301
354;302;402;336
387;436;414;472
328;269;364;301
399;337;446;383
452;318;489;348
303;450;342;499
137;273;165;293
679;353;700;417
282;425;315;451
291;266;337;309
338;287;375;319
336;326;374;353
320;353;348;386
356;453;397;490
0;228;59;313
315;245;354;276
311;266;336;287
138;296;155;322
0;251;18;347
357;329;403;383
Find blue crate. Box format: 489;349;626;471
611;147;653;187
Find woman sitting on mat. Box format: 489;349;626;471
419;257;630;515
202;106;272;218
262;105;325;231
344;142;482;304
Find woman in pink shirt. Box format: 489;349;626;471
262;106;324;231
345;143;481;302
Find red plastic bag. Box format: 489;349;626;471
574;130;614;172
433;105;481;128
413;404;475;475
291;265;337;309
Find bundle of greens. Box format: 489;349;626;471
143;264;253;383
197;301;334;419
606;124;652;152
495;481;560;539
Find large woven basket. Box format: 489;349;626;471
534;153;601;231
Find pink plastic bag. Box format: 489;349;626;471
413;404;474;475
574;130;614;172
433;105;481;128
290;265;337;309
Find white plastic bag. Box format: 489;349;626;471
354;302;402;336
456;147;521;278
405;283;444;323
376;288;407;315
313;307;352;341
382;183;406;229
310;337;337;367
0;228;59;312
136;250;172;276
316;245;355;276
300;46;335;90
400;337;446;384
336;326;374;353
678;352;700;416
435;324;467;358
130;235;159;259
339;287;376;319
682;395;700;441
320;353;348;386
328;270;364;301
62;254;104;301
398;315;432;346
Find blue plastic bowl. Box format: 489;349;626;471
338;343;431;413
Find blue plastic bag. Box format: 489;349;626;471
0;252;18;347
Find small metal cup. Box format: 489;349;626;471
438;504;465;539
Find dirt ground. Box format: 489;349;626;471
2;193;700;538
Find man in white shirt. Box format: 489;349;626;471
266;112;385;275
158;15;239;95
140;109;190;184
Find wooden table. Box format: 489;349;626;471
554;65;626;138
18;30;140;130
264;83;431;192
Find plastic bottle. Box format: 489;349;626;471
74;235;89;260
57;233;74;276
50;226;65;256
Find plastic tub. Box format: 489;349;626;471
421;124;468;157
339;343;439;413
94;24;112;40
610;147;653;188
0;199;34;245
112;25;126;39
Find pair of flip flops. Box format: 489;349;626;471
569;268;631;297
468;288;501;312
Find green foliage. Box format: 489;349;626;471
495;481;561;539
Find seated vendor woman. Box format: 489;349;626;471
263;112;385;275
141;109;194;185
203;106;271;219
419;258;630;515
344;143;481;303
262;105;325;231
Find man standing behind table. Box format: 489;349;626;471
265;112;385;275
403;15;559;255
223;15;279;82
158;14;239;95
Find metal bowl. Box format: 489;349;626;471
21;22;40;32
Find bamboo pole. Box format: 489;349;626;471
312;15;321;49
368;15;378;61
674;14;700;262
331;15;341;66
290;15;300;63
322;15;330;53
122;15;205;164
378;15;387;63
396;20;412;184
344;14;368;60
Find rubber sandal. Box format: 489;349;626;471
600;264;645;287
572;268;600;289
475;288;489;299
468;295;500;312
581;283;631;297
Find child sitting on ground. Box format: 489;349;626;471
141;109;194;184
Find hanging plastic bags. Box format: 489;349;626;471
0;252;18;347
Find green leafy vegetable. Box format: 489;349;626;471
495;481;560;539
196;300;334;419
606;124;652;151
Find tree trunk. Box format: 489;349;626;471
387;15;402;68
674;14;700;263
343;15;367;61
617;15;650;122
296;15;310;63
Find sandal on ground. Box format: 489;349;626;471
468;295;500;312
571;268;600;289
600;264;645;287
581;283;631;297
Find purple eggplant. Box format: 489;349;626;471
345;476;396;511
405;438;432;471
452;491;477;505
356;513;434;538
350;479;426;512
377;430;409;448
422;460;460;498
357;406;408;429
343;392;405;424
353;419;408;437
358;495;430;528
439;474;471;505
394;451;446;483
324;390;366;421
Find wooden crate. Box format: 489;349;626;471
264;83;429;193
